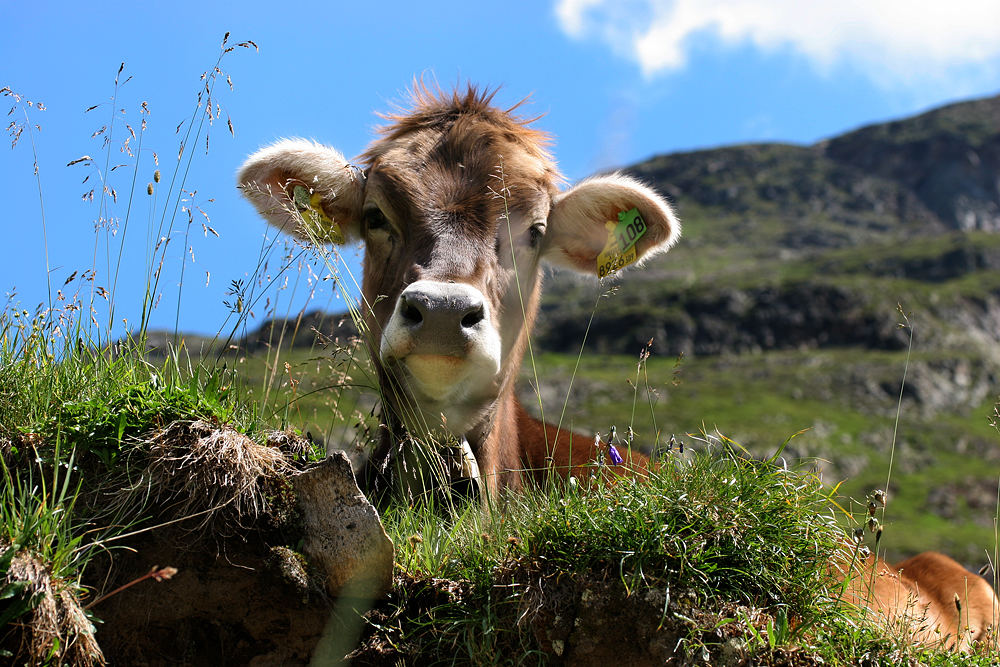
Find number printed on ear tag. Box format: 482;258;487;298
596;207;647;278
292;184;345;245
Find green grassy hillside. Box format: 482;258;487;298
209;333;998;566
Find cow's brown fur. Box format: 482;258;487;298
838;549;997;651
238;84;997;652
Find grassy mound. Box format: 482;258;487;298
351;438;998;665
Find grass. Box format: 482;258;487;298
0;34;305;665
357;438;998;665
520;346;1000;564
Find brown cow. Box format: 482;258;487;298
238;85;675;498
238;84;997;651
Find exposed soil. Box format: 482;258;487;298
76;426;387;666
86;526;337;666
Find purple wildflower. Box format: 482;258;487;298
608;443;624;466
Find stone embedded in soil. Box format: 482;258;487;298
292;452;394;599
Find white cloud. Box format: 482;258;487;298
555;0;605;37
555;0;1000;88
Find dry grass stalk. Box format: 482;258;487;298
5;549;104;667
138;420;293;527
264;429;313;459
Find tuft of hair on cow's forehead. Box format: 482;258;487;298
364;85;555;162
359;85;563;211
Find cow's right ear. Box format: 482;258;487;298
237;139;365;243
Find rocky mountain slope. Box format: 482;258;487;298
535;93;1000;358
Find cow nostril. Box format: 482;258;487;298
401;299;423;325
461;305;485;328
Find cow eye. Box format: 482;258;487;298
364;207;389;234
528;222;546;248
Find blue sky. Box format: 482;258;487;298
4;1;1000;339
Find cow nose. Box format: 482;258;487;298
394;281;490;355
398;283;486;333
380;279;502;390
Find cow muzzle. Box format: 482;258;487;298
379;280;502;402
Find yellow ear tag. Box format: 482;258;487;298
292;185;345;245
597;207;647;278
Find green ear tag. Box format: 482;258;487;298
292;184;312;210
596;207;647;278
292;184;345;245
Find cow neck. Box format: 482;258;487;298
385;398;498;456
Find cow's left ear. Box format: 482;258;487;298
542;174;680;275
